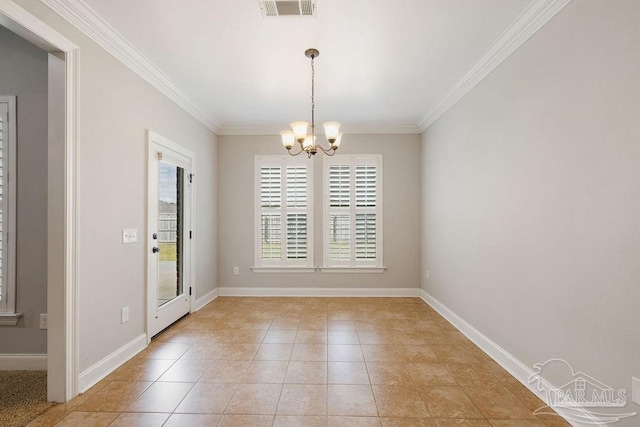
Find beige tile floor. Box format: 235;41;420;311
28;297;570;427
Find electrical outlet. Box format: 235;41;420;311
633;377;640;405
233;266;239;275
122;229;137;243
425;270;430;280
121;307;129;324
39;314;48;330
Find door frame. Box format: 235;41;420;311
146;130;196;343
0;0;80;402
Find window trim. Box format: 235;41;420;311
253;155;314;271
322;154;384;270
318;266;386;274
0;96;20;324
250;267;316;274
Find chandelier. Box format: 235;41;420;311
281;48;342;157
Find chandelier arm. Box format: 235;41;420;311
286;147;306;157
316;143;336;156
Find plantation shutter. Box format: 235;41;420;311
0;99;16;314
286;167;307;259
329;165;350;207
355;165;376;207
260;166;282;260
328;165;350;260
261;167;281;208
256;157;312;268
355;165;377;259
324;155;382;268
286;167;306;207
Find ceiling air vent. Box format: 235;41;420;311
258;0;316;17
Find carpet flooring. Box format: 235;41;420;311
0;371;55;427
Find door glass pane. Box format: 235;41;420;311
158;160;184;307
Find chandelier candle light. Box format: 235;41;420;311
281;48;342;157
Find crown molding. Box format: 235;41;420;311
417;0;572;132
38;0;571;136
217;125;286;136
219;123;421;136
40;0;221;133
341;123;421;135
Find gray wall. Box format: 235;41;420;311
12;0;218;373
421;0;640;420
74;34;218;372
218;134;421;289
0;25;48;354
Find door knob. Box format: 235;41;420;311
152;247;160;254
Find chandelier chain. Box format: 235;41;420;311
311;55;315;139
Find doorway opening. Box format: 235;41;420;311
0;1;79;403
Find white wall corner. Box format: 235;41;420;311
417;0;573;132
0;354;47;370
419;289;599;426
77;333;146;393
194;287;218;311
218;286;421;297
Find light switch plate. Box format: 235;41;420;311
632;377;640;405
122;229;137;243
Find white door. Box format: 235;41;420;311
148;133;194;338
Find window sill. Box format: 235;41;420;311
0;313;23;326
319;266;386;274
251;267;316;274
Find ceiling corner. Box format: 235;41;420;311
417;0;573;132
40;0;221;134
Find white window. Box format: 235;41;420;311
253;156;314;272
0;96;19;324
322;155;384;272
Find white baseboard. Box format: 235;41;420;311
419;289;600;427
0;354;47;370
194;287;218;311
78;333;146;393
218;287;420;297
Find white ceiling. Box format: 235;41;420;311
80;0;531;133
